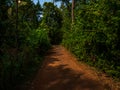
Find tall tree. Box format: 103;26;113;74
72;0;75;23
42;2;63;44
55;0;75;23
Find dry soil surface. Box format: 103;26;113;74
28;45;120;90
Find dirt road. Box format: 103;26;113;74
29;45;120;90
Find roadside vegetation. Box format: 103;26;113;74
62;0;120;79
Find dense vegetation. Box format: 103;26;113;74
42;2;63;44
0;0;51;90
0;0;120;89
62;0;120;79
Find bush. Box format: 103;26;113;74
0;27;51;90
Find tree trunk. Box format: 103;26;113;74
72;0;75;23
53;0;55;5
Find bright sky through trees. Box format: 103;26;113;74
33;0;61;7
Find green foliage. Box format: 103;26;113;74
0;26;51;90
62;0;120;79
0;0;51;90
27;28;51;54
42;2;63;44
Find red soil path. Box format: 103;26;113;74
28;45;120;90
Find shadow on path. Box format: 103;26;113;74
30;45;104;90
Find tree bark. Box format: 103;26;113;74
72;0;75;23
